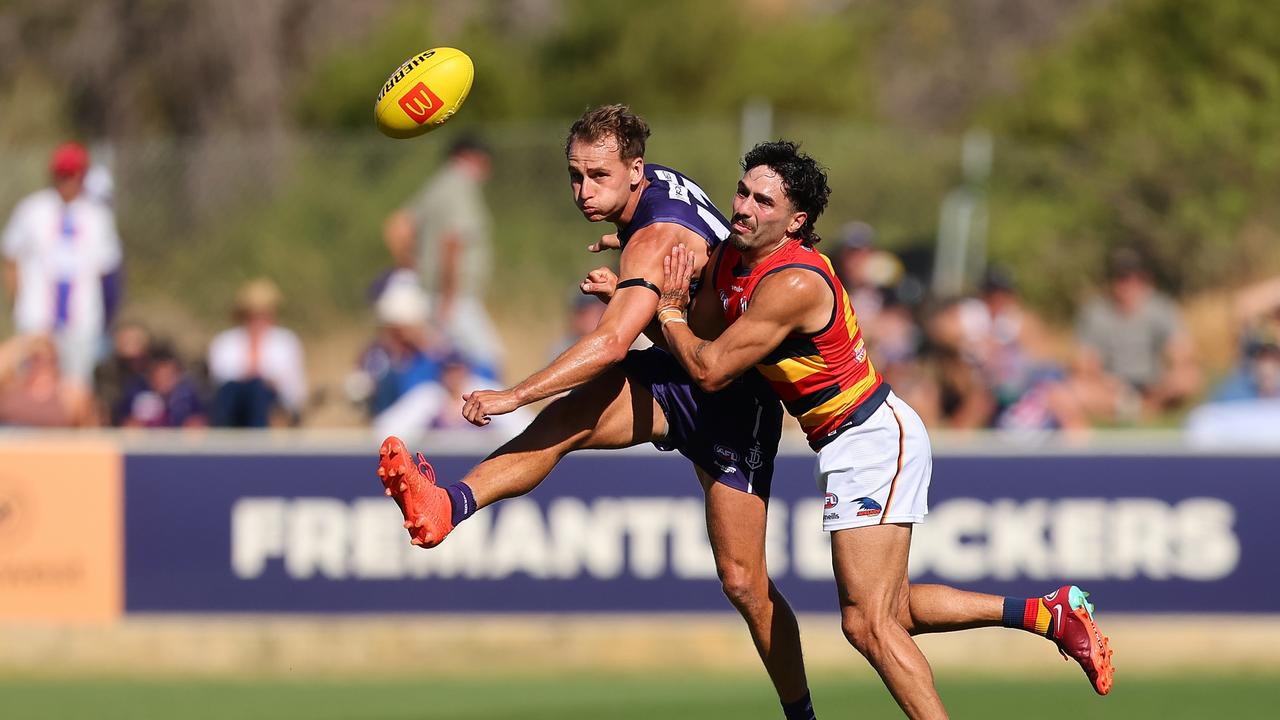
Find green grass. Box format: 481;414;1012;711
1;673;1277;719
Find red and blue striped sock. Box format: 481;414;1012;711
1002;596;1053;637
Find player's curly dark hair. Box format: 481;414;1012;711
741;140;831;246
565;104;651;160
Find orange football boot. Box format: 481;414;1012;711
377;436;454;548
1042;585;1115;695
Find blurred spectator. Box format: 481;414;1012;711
548;292;608;361
866;285;933;422
208;278;307;427
374;353;532;440
1186;326;1280;447
2;142;123;384
0;334;96;427
975;270;1086;433
349;279;444;416
121;343;207;428
869;286;924;369
917;297;996;430
1209;326;1280;403
382;135;503;378
833;221;904;340
94;321;153;426
1070;248;1200;422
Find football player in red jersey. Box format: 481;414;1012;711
655;141;1113;718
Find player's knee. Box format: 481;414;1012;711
840;607;896;657
718;565;767;614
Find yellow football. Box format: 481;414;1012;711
374;48;474;139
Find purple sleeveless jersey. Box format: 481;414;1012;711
616;164;783;499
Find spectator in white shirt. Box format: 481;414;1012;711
374;352;531;442
207;278;307;427
2;142;123;384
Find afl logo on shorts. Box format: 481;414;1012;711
398;82;445;124
824;492;838;509
714;444;739;464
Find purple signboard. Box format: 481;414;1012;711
124;452;1280;613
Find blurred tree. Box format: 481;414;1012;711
6;0;1280;331
983;0;1280;312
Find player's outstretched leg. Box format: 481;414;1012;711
700;471;815;719
897;582;1115;696
377;366;665;547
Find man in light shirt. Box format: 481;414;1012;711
207;278;307;427
382;136;502;377
2;142;123;384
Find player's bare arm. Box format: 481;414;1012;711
461;223;708;425
583;241;726;352
657;244;829;392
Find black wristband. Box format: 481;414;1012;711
616;277;661;297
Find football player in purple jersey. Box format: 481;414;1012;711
377;105;818;720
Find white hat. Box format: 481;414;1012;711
375;281;430;327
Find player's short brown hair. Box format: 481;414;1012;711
564;104;651;160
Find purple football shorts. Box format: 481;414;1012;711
620;347;782;499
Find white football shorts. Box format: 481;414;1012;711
814;390;932;533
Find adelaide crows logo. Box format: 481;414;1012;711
853;497;883;517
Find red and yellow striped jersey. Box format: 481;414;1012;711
711;240;889;448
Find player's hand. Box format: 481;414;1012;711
580;266;618;302
659;244;696;313
461;388;521;426
587;233;621;253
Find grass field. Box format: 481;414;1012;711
2;673;1277;719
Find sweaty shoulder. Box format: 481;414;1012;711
753;266;834;333
757;265;830;301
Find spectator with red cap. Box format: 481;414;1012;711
2;141;123;385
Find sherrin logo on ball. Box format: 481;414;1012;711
375;47;474;139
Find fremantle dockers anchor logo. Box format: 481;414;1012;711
744;443;763;470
